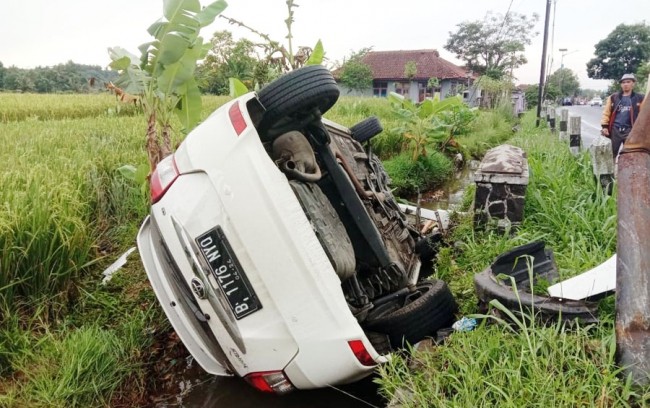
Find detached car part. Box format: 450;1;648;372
474;241;599;324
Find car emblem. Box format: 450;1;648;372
190;278;206;299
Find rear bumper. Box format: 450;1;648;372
137;216;232;376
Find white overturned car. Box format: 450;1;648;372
137;66;456;394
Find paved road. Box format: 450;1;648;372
556;104;606;148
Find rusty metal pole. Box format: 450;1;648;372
617;97;650;386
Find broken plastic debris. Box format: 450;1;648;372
101;247;136;284
546;254;616;300
452;317;477;332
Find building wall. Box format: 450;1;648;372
337;85;373;97
337;79;478;104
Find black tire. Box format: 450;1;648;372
257;65;339;136
350;117;383;143
364;280;457;348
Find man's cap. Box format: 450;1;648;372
619;73;636;83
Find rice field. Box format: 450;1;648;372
0;92;519;406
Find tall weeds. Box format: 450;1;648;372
377;113;636;406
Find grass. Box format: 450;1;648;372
377;318;648;407
375;113;649;406
457;107;516;159
383;151;454;196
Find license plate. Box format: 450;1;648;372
195;227;262;320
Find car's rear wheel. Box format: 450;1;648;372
257;65;339;139
350;117;383;143
364;280;457;348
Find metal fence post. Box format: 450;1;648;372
569;116;581;156
616;97;650;386
559;109;569;141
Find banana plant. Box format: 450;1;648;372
108;0;228;171
388;92;470;161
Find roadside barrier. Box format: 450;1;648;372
569;116;581;156
554;107;614;193
548;108;556;133
559;109;569;142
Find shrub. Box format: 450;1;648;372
383;151;453;196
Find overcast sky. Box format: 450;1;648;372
1;0;649;90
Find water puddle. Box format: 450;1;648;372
159;372;385;408
407;161;478;211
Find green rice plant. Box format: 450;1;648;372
0;173;96;308
0;93;141;123
325;96;396;126
10;325;133;408
0;114;152;309
200;95;231;118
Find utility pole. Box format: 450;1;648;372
536;0;552;127
559;48;567;96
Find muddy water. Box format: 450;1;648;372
409;161;478;211
169;373;385;408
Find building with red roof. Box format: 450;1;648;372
337;49;476;103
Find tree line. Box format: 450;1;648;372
0;61;118;93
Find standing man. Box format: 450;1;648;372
601;73;645;159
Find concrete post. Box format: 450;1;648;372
616;97;650;386
589;136;615;194
569;116;581;156
559;109;569;141
473;145;529;232
546;103;551;124
549;108;556;133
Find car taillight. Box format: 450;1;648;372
348;340;376;367
244;371;295;395
150;155;179;203
228;102;247;136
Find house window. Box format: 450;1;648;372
373;81;387;97
418;80;440;101
395;82;410;96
